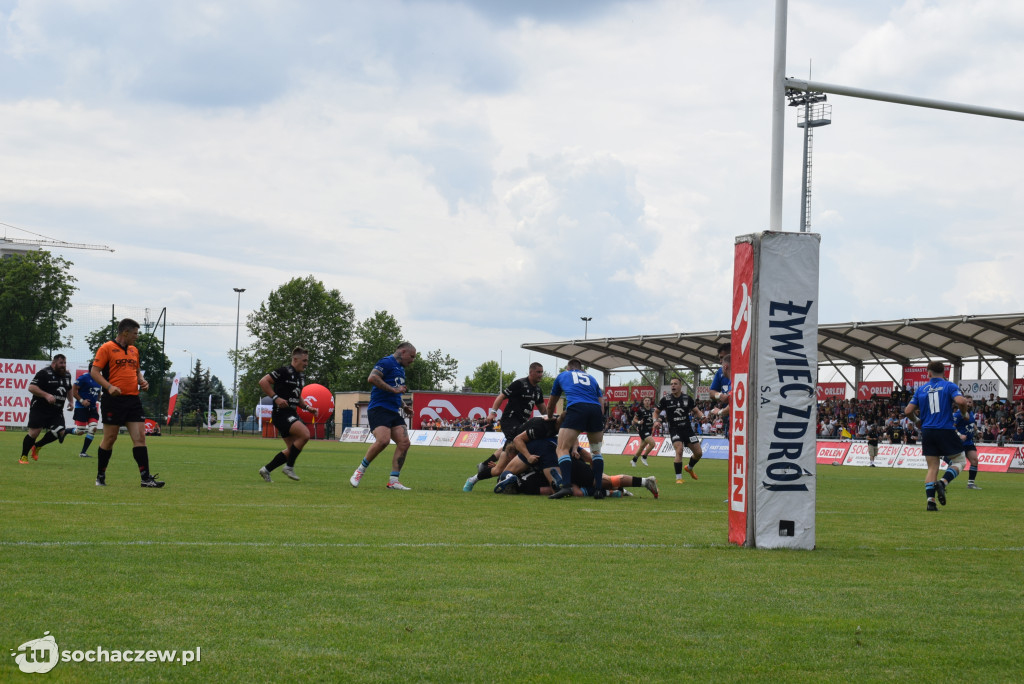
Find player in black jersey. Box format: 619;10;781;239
630;396;656;466
484;363;546;440
463;414;559;491
257;347;318;482
20;354;72;464
655;377;706;483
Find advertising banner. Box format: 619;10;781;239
957;379;1003;400
478;433;506;451
1015;379;1024;400
893;444;925;469
622;436;663;456
728;238;754;546
815;383;846;402
412;393;493;429
751;231;819;550
815;441;851;465
700;437;729;461
696;386;711;402
453;432;484;448
0;358;47;427
629;385;656;402
1010;447;1024;474
842;442;897;467
857;381;894;400
431;431;459;447
409;430;436;447
340;427;369;443
605;386;629;402
973;445;1016;472
601;434;631;455
903;365;949;391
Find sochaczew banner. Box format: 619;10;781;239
748;231;820;550
0;358;50;427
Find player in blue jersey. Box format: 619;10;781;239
70;371;103;458
904;361;969;511
350;342;417;491
546;358;607;499
954;397;981;490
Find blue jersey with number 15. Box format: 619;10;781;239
908;378;961;430
551;370;603;407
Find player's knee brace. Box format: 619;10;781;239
87;422;98;436
590;442;603;458
947;453;966;472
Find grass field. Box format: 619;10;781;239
1;432;1022;683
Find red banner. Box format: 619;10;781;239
605;386;629;402
903;365;949;391
729;240;753;546
857;381;894;400
974;446;1016;472
622;435;664;455
453;432;484;448
815;383;846;402
815;441;850;465
1014;379;1024;400
412;393;492;429
630;385;656;402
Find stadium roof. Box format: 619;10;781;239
521;312;1024;373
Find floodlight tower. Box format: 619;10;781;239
786;89;831;232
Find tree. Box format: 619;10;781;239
235;276;355;409
407;348;459;392
0;250;77;358
179;359;210;421
463;360;515;394
84;324;172;420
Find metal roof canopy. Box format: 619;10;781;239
522;312;1024;380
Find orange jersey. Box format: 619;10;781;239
93;340;141;395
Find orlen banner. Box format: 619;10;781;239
629;385;656;402
605;386;629;402
815;383;845;401
728;238;753;546
0;358;47;427
748;231;820;551
1015;379;1024;400
412;392;493;429
857;381;894;400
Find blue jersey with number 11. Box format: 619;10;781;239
551;370;603;407
909;378;961;430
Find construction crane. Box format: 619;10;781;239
1;221;114;254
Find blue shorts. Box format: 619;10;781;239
921;428;964;458
368;407;406;430
561;403;604;433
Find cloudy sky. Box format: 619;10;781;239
2;0;1021;390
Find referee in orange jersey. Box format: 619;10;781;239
90;318;164;488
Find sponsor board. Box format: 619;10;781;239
601;434;631;455
903;365;949;392
696;386;710;402
657;438;679;456
973;445;1016;472
815;441;850;465
622;435;663;456
892;444;926;469
842;442;898;467
700;437;729;461
478;432;506;451
1010;447;1024;474
605;386;629;402
0;358;50;428
340;427;369;443
958;379;1004;400
815;383;846;401
412;392;498;429
857;381;894;399
453;432;484;448
409;430;435;446
1015;379;1024;400
431;430;459;447
630;386;656;402
728;237;754;546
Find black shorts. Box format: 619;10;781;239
73;406;100;424
638;428;653;440
669;423;699;444
562;403;604;433
28;403;65;431
501;418;527;442
921;428;964;458
570;458;595;488
368;407;405;430
272;408;305;436
102;395;145;426
517;470;547;496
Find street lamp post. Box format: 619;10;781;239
233;288;246;430
580;316;592;340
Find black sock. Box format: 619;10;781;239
969;466;978;481
476;461;495;480
35;432;58;448
97;447;112;475
286;445;303;468
22;434;35;457
133;446;150;479
81;435;94;453
631;456;638;463
630;476;643;487
688;455;701;469
265;452;288;472
674;461;683;476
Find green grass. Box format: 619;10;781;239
1;433;1022;683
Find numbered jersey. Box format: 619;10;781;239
551;370;603;407
658;393;696;426
909;378;961;430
